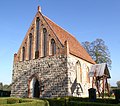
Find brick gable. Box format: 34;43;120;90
14;8;95;64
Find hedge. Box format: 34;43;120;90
0;97;119;106
7;98;19;104
68;97;89;102
0;98;49;106
67;97;117;104
68;101;120;106
96;98;117;104
0;101;47;106
46;97;67;106
45;97;120;106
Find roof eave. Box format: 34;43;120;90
70;52;96;64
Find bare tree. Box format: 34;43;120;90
116;81;120;88
0;82;3;90
82;38;112;69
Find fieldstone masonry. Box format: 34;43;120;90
11;54;93;98
11;55;68;98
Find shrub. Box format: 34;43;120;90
96;98;117;104
47;98;65;106
7;98;19;104
19;98;33;103
0;102;38;106
68;97;117;104
0;98;49;106
68;97;89;102
46;97;118;106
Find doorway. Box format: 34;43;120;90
29;77;40;98
33;79;40;98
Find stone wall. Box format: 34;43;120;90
67;54;93;97
11;55;68;98
11;54;94;98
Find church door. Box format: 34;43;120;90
33;79;40;98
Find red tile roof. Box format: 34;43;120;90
44;16;95;64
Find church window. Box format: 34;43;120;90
76;61;82;83
51;39;56;55
35;17;40;59
43;28;47;57
36;17;40;52
22;47;25;61
86;67;90;83
29;33;32;60
58;47;60;54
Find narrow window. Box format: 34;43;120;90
86;67;90;83
35;17;40;59
51;39;56;55
76;61;82;83
29;33;32;60
36;17;40;51
43;28;47;57
22;47;25;61
58;47;60;54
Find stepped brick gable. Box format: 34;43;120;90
11;6;95;98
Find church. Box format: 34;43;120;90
11;6;96;98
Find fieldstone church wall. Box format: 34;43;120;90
11;55;68;98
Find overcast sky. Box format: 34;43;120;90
0;0;120;86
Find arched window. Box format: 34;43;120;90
51;39;56;55
36;17;40;51
22;47;25;61
29;33;32;60
76;61;82;83
86;67;90;83
43;28;47;57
